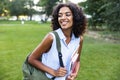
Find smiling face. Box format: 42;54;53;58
58;6;73;30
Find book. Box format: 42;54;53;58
70;48;79;73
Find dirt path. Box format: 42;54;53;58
85;30;120;43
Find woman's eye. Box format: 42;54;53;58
58;12;72;17
58;14;62;17
66;13;71;16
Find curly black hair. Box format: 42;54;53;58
51;2;87;37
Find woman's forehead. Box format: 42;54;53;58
59;7;72;13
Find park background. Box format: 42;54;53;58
0;0;120;80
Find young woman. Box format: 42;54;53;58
28;2;87;80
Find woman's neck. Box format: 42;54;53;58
62;29;72;38
62;29;72;45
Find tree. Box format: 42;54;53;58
103;0;120;31
9;0;36;20
79;0;106;30
38;0;60;22
24;0;36;21
79;0;120;31
0;0;9;16
9;0;26;20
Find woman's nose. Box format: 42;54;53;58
61;14;66;19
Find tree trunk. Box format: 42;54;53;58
16;15;19;20
30;15;32;21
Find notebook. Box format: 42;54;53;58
70;47;79;73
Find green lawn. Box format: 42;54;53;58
0;21;120;80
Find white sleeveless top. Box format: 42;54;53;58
42;28;80;80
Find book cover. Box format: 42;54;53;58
70;48;79;73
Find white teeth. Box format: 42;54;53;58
62;21;68;25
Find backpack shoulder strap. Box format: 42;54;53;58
52;31;64;67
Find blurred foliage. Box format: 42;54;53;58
37;0;60;22
0;0;37;20
1;0;120;31
0;0;61;22
79;0;120;31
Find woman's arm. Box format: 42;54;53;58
28;33;67;77
75;36;83;74
28;33;57;76
67;36;83;80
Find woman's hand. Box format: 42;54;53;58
54;67;67;77
66;73;77;80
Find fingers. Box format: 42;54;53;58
67;76;74;80
66;73;77;80
55;67;67;77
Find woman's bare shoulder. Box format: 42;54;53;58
79;35;83;43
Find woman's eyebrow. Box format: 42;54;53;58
59;12;71;14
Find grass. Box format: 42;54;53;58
0;22;51;80
0;21;120;80
78;37;120;80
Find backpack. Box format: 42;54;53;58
22;31;64;80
